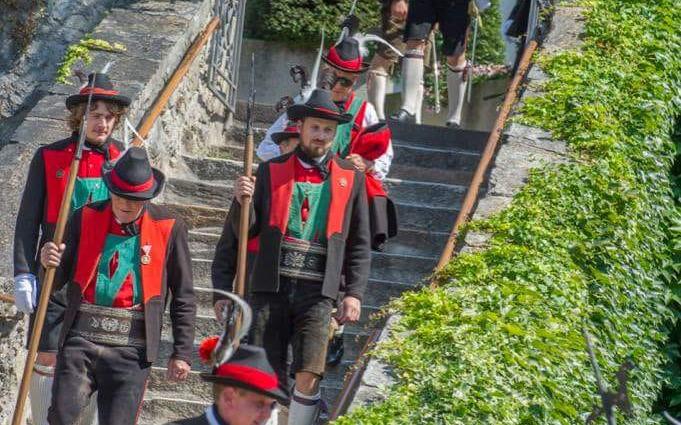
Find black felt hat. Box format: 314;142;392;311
103;147;164;200
66;73;131;110
323;37;369;73
271;121;300;145
287;89;353;123
200;344;290;406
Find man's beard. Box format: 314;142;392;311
301;140;329;159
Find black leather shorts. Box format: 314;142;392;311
405;0;471;56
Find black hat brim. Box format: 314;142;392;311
200;373;290;406
287;104;353;124
103;168;165;201
322;55;370;74
271;131;299;145
66;93;132;110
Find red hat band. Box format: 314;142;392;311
79;87;121;96
214;363;279;391
283;125;299;133
110;168;154;192
326;45;362;71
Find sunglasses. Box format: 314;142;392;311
333;75;355;88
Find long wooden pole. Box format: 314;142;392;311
131;16;220;147
433;40;539;274
234;53;256;299
11;150;84;425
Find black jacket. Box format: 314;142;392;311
217;153;371;301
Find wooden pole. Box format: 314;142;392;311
131;16;220;147
433;40;539;275
234;128;254;298
11;155;83;425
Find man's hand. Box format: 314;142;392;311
390;0;408;21
166;358;191;382
235;176;256;205
345;154;374;173
40;242;65;269
336;296;361;325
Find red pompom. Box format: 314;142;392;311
199;336;220;364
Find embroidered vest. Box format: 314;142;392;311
286;180;332;243
268;156;355;241
43;140;120;223
332;96;365;158
73;203;175;305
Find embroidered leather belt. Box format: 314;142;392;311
280;237;327;282
71;302;146;348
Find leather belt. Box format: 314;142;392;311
280;237;327;282
70;302;146;348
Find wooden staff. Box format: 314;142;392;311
131;16;220;147
11;74;98;425
233;53;256;299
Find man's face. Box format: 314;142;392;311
219;387;277;425
111;194;145;224
298;117;337;158
85;101;117;145
329;68;359;102
278;136;299;155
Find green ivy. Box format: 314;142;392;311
55;37;126;84
335;0;681;423
245;0;381;46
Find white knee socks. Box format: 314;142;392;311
367;71;388;120
30;364;54;425
415;82;424;124
446;64;467;127
287;388;321;425
399;51;425;116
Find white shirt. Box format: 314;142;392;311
255;102;394;181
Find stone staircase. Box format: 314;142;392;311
137;113;489;423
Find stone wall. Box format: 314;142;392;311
0;0;236;420
348;1;581;414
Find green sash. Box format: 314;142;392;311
286;180;331;244
95;234;142;306
331;97;364;158
72;177;109;213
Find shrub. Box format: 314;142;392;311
335;0;681;423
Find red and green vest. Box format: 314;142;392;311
73;203;176;308
268;155;355;245
43;139;120;223
332;92;368;158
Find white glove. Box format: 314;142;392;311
14;273;37;314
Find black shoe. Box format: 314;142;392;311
326;334;344;366
390;109;416;124
445;120;462;129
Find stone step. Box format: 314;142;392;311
140;392;208;425
191;252;435;290
387;120;489;153
392;142;481;173
389;163;476;186
188;226;448;260
166;174;466;213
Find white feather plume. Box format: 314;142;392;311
354;33;404;58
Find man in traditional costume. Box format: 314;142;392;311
391;0;472;128
39;147;196;425
13;73;129;424
217;89;371;424
167;342;289;425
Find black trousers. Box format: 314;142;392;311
47;335;151;425
405;0;471;56
249;277;334;383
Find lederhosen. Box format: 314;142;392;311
47;202;195;425
242;153;371;382
13;134;120;351
376;0;433;70
405;0;471;56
